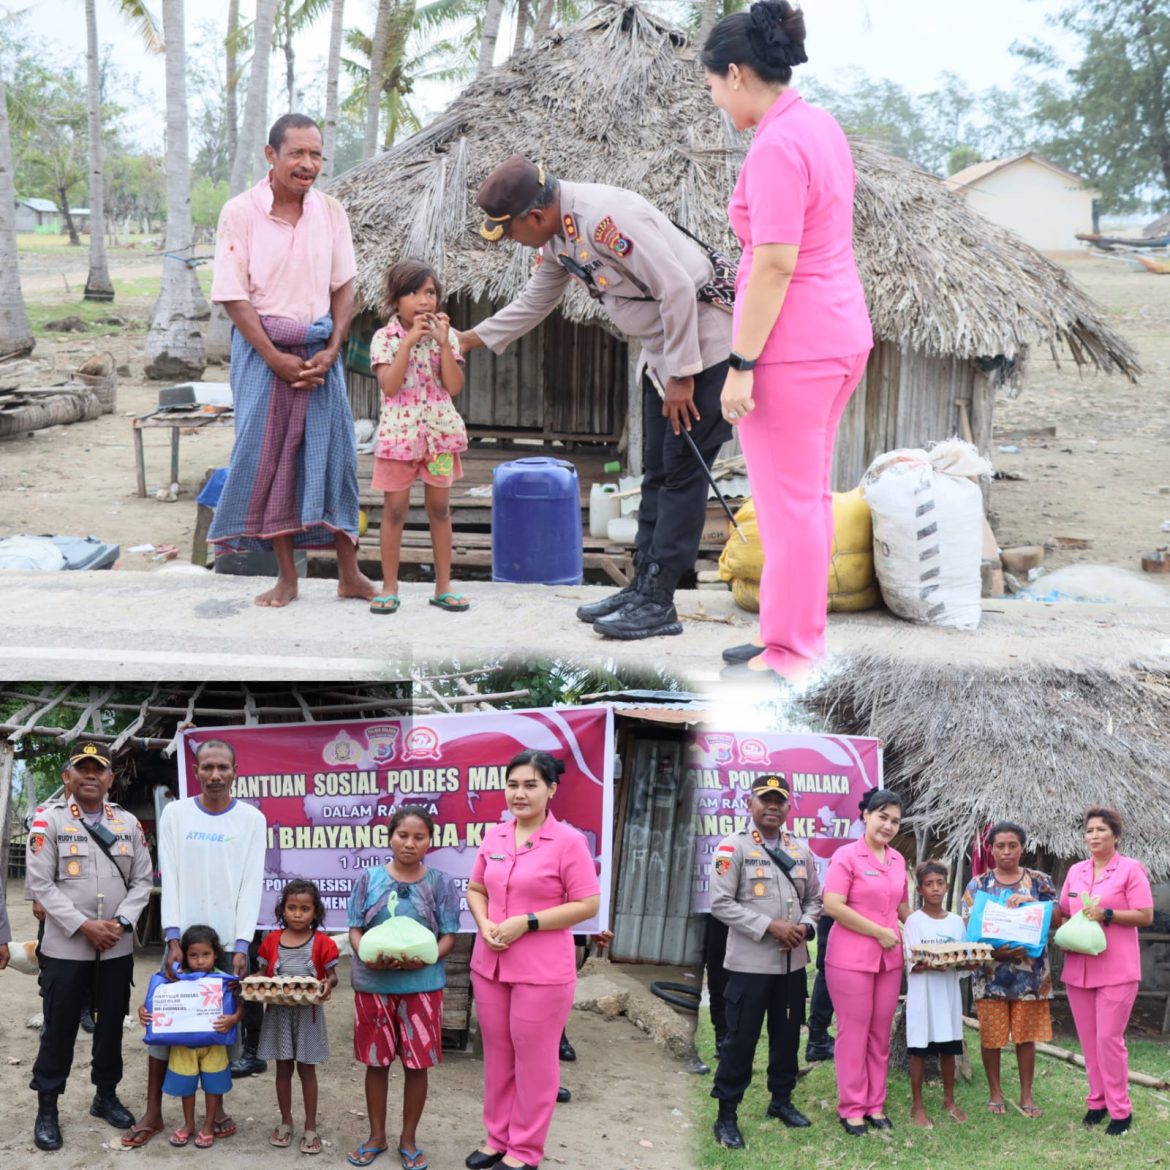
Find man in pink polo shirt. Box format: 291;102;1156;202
208;113;375;608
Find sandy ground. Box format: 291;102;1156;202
0;880;697;1170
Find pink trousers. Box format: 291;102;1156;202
472;972;575;1165
737;351;870;674
1066;981;1138;1118
825;963;901;1117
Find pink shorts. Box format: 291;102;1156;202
353;989;444;1069
372;453;464;493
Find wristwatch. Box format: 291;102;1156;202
804;923;816;941
527;913;540;933
728;351;758;372
117;916;133;933
1103;908;1114;926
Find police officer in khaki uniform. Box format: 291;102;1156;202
709;774;821;1148
455;156;733;640
25;741;153;1151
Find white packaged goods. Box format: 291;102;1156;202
862;439;991;630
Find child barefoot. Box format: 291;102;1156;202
256;879;340;1155
147;926;241;1149
368;258;468;617
345;806;461;1169
904;862;972;1128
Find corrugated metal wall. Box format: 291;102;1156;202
611;733;704;965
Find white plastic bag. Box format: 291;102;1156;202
861;438;990;630
0;536;67;572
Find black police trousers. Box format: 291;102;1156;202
31;953;134;1095
637;360;732;578
703;915;729;1048
808;915;835;1034
711;968;807;1107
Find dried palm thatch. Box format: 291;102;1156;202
803;654;1170;879
330;1;1138;380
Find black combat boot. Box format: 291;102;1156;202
576;556;646;623
34;1092;62;1150
79;1006;96;1034
229;1039;268;1078
593;562;682;639
712;1100;745;1149
91;1087;135;1128
805;1030;835;1062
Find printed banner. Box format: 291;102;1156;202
687;731;883;913
177;707;614;933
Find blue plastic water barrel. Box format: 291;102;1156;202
492;457;584;585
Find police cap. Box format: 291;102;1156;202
750;774;789;799
476;155;547;241
68;741;112;768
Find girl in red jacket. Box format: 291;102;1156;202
256;879;340;1154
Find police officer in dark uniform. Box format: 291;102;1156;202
455;155;733;640
709;775;821;1148
25;742;153;1151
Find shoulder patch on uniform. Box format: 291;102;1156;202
563;213;578;240
716;843;736;854
29;833;45;854
714;856;731;877
595;215;633;257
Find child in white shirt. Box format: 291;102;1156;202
904;861;973;1128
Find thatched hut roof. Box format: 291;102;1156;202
331;1;1138;378
802;653;1170;880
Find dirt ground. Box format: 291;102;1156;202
0;880;696;1170
4;251;1170;584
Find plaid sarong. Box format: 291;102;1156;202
208;314;360;553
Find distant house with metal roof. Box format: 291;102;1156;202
14;197;60;232
944;152;1101;253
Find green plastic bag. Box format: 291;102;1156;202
1053;892;1107;956
357;890;439;965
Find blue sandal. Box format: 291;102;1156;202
346;1145;388;1167
369;594;400;615
398;1148;428;1170
429;592;469;612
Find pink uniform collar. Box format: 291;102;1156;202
756;87;804;135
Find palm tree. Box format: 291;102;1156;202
229;0;278;194
143;0;206;379
697;0;722;45
363;1;393;160
0;80;34;360
83;0;163;303
226;0;240;177
321;0;346;180
478;0;505;74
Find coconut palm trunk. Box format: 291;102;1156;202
479;0;505;74
83;0;114;300
143;0;207;380
697;0;721;46
226;0;240;172
321;0;346;180
363;0;392;160
0;81;34;359
532;0;555;40
513;0;530;54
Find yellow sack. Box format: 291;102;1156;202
719;490;880;613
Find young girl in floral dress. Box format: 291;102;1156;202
368;259;468;616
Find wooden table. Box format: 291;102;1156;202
132;407;235;498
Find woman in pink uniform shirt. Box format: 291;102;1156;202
702;2;873;679
1059;807;1153;1137
822;790;909;1136
465;751;601;1170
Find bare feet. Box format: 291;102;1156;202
911;1104;933;1129
255;578;299;607
945;1102;968;1122
337;571;377;601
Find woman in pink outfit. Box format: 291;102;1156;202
822;790;909;1136
465;751;601;1170
702;1;873;679
1059;807;1153;1137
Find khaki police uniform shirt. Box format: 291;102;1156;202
25;797;153;962
710;825;822;975
473;181;732;386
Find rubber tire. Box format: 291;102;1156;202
650;981;701;1012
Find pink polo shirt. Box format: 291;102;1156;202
211;174;357;324
1059;854;1152;988
470;811;600;986
823;835;908;973
728;88;873;364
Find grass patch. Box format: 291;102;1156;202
25;270;214;336
692;1011;1170;1169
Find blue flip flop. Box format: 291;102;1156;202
369;594;400;615
346;1145;388;1167
398;1148;428;1170
429;592;469;612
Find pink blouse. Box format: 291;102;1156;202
823;835;908;973
370;317;467;463
1059;854;1152;988
728;88;873;364
470;811;600;986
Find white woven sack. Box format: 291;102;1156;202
861;438;990;630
